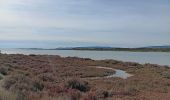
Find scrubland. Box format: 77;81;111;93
0;54;170;100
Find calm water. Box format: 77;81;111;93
88;66;133;79
1;49;170;66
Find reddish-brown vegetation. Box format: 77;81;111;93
0;54;170;100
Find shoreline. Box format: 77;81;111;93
1;51;170;67
17;47;170;52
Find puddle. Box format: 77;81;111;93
87;66;133;79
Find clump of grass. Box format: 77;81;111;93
3;77;16;90
0;75;3;80
3;74;44;93
0;67;8;75
33;80;44;92
95;90;110;99
101;91;109;98
83;92;97;100
29;54;37;56
124;85;139;96
68;89;81;100
2;74;46;100
65;79;90;92
161;71;170;79
0;89;17;100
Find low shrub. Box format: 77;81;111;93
3;74;33;92
65;79;90;92
102;91;109;98
12;61;17;63
0;67;8;75
0;75;3;80
84;58;91;61
3;76;16;90
46;85;65;96
96;90;110;98
83;92;97;100
161;71;170;79
16;91;25;100
33;80;44;91
124;85;139;96
0;89;17;100
29;54;37;56
38;74;54;82
68;89;81;100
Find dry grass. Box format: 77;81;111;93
0;83;17;100
0;91;17;100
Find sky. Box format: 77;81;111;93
0;0;170;48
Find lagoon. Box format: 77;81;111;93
1;49;170;66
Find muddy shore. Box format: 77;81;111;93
0;54;170;100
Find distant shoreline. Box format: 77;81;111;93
56;48;170;52
22;47;170;52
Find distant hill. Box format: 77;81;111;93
54;46;170;52
144;46;170;48
20;45;170;52
52;46;114;50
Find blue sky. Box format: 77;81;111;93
0;0;170;48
